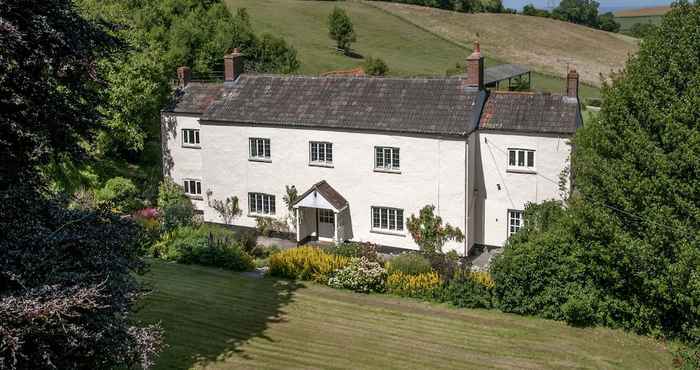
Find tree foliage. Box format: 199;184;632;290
363;56;389;76
0;190;164;369
78;0;300;155
0;0;118;189
328;7;357;53
522;1;619;32
407;205;465;255
492;1;700;345
0;1;164;367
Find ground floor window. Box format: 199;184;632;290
249;193;276;215
319;209;334;224
183;179;201;196
371;206;404;232
508;210;524;236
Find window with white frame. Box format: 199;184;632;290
248;193;276;215
183;179;201;196
371;206;404;232
182;129;200;146
310;141;333;165
508;148;535;170
375;146;400;171
319;209;334;224
249;138;271;160
508;210;524;236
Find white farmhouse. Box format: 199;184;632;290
161;43;581;255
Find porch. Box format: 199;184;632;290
292;180;352;244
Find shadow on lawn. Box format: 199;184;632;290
137;262;301;369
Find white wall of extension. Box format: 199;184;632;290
472;131;571;247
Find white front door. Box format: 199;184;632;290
318;209;335;242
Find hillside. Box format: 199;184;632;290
224;0;604;98
615;6;670;17
614;6;667;34
369;1;638;86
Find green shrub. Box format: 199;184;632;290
363;56;388;76
561;288;597;327
325;242;380;263
157;178;195;232
437;275;494;309
386;253;432;276
96;177;140;213
328;257;387;293
269;246;349;283
153;225;254;271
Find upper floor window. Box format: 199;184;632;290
508;148;535;171
182;129;200;147
375;146;400;172
249;138;271;161
508;210;524;236
184;179;202;196
249;192;276;216
371;206;404;233
310;141;333;166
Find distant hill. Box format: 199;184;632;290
614;6;667;35
370;1;639;86
615;6;670;17
224;0;620;98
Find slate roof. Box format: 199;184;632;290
164;75;580;136
163;82;224;114
201;75;484;136
294;180;348;210
479;91;580;134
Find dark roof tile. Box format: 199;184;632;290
164;82;224;114
201;75;483;136
479;91;580;134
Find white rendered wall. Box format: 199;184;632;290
198;123;469;253
161;114;206;209
473;131;571;247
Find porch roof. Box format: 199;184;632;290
292;180;348;212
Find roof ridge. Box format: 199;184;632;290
239;73;467;81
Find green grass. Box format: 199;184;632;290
226;0;600;99
136;260;673;369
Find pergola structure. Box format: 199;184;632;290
484;64;531;91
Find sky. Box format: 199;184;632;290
502;0;672;12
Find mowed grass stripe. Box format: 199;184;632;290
137;260;672;369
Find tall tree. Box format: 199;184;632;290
0;0;117;189
552;0;600;27
492;1;700;346
328;6;357;54
0;0;163;367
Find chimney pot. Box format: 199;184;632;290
566;67;579;98
224;48;244;82
466;41;484;90
177;66;191;87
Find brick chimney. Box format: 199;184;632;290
224;48;243;82
566;67;579;98
177;66;191;87
466;41;484;90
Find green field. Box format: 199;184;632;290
226;0;600;99
136;260;673;369
616;15;664;34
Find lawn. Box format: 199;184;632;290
225;0;603;99
136;260;673;369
